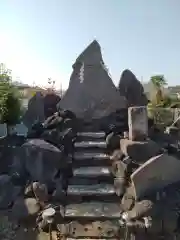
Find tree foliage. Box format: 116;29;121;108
150;75;167;105
0;63;22;125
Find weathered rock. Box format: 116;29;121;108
114;177;126;197
128;106;148;141
0;175;21;209
131;153;180;200
22;92;45;130
106;132;121;150
59;109;76;120
111;160;127;178
43;114;64;130
122;200;154;221
24;184;34;198
118;69;148;107
111;148;124;159
12;197;40;220
12;139;64;186
57;40;127;120
32;182;48;204
121;185;135;211
52;186;65;202
120;139;161;163
162;209;178;234
44;93;61;118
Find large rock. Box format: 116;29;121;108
118;69;148;107
22;92;45;130
12;197;40;221
120;139;161;163
131;153;180;200
44;93;61;118
12;139;64;186
57;40;127;120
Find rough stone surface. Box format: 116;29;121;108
121;185;135;211
12;197;40;220
58;40;127;120
0;175;21;209
32;182;48;203
65;202;122;218
131;153;180;200
12;139;63;186
22;92;45;129
125;200;154;220
120;139;161;163
128;106;148;141
44;93;61;118
118;69;148;107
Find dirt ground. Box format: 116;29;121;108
0;213;57;240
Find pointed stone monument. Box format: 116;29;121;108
118;69;148;107
57;40;127;120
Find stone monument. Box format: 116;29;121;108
128;106;148;141
57;40;127;120
22;91;45;130
118;69;148;107
131;153;180;200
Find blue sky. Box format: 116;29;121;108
0;0;180;89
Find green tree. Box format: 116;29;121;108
0;63;22;132
150;75;167;105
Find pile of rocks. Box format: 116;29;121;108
0;109;77;226
107;106;180;237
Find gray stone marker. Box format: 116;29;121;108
58;40;127;120
131;153;180;200
0;123;7;138
128;106;148;141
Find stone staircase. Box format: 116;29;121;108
63;131;124;239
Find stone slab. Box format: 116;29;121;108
67;184;115;196
74;152;109;161
64;220;121;238
74;141;106;148
131;153;180;200
65;202;122;218
73;166;111;178
77;131;105;138
128;106;148;141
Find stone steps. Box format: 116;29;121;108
77;131;106;139
65;130;121;226
74;152;109;161
67;184;115;196
74;141;106;149
65;202;122;219
73;152;110;166
73;166;112;178
68;177;114;185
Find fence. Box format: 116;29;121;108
0;123;28;138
